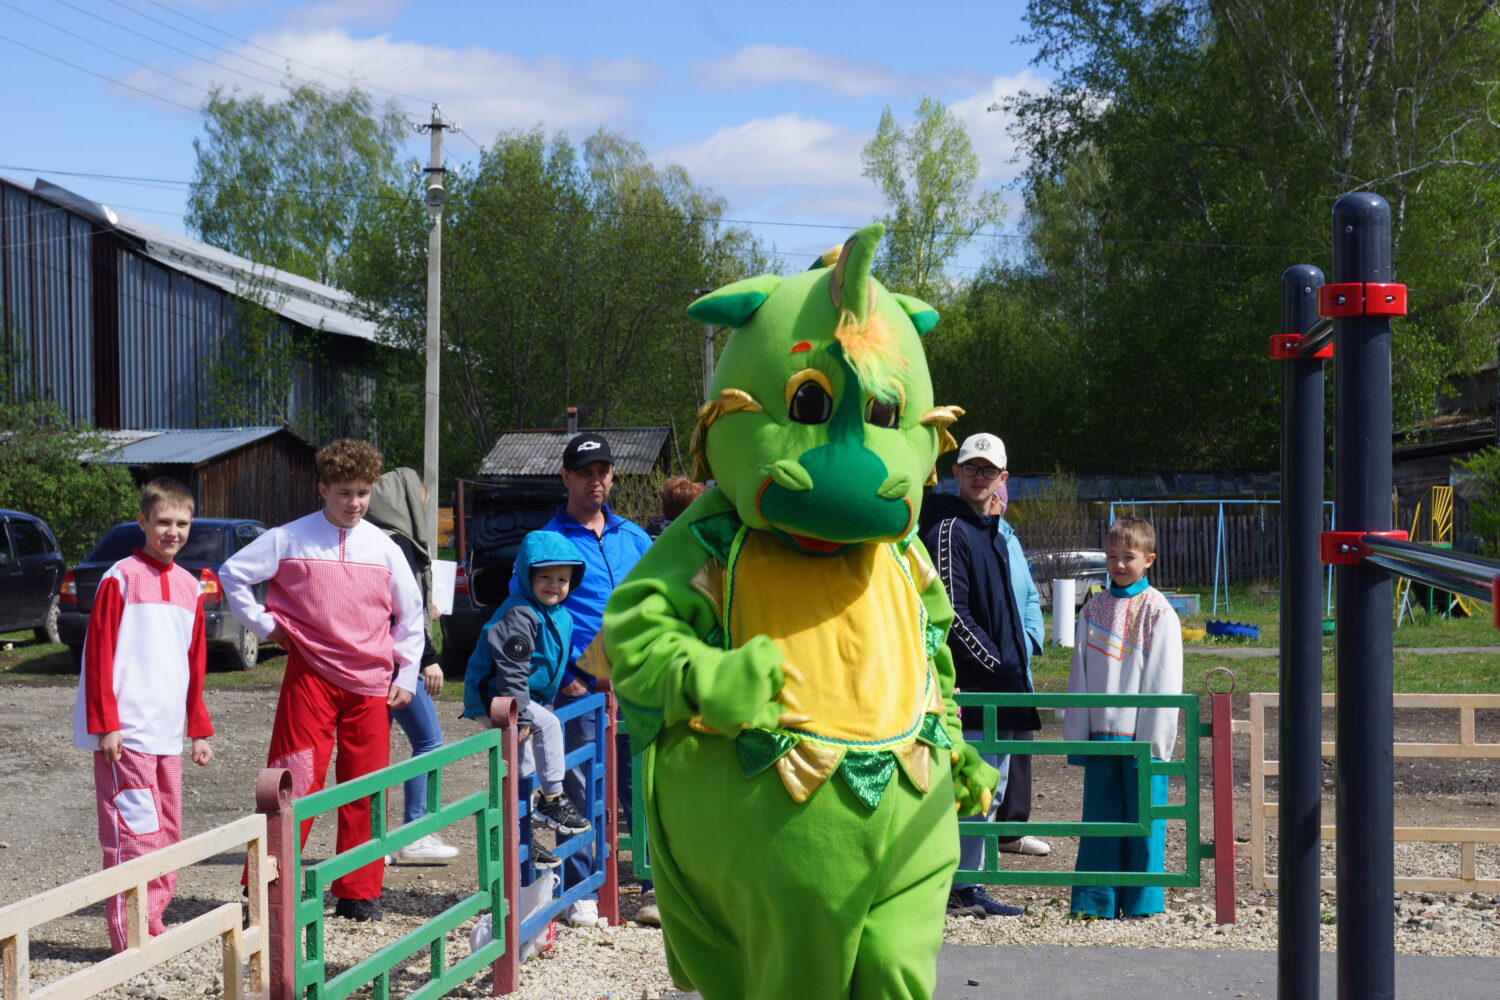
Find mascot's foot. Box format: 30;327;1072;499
947;887;1022;918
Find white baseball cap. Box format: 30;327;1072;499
955;433;1007;469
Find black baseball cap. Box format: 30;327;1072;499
562;432;614;470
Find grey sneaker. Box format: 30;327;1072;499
533;794;592;835
635;890;661;927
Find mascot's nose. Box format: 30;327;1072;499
876;473;910;500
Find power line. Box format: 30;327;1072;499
124;0;438;110
2;1;212;99
49;0;296;95
0;30;199;113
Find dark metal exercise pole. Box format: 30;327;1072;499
1276;263;1325;1000
1330;193;1396;1000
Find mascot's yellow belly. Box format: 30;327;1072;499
729;532;929;746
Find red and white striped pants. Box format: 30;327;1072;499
93;749;182;953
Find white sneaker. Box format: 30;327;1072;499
565;898;605;928
399;833;461;862
998;835;1051;856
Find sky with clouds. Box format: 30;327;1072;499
0;0;1049;275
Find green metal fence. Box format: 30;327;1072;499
618;692;1209;892
955;691;1205;888
285;728;509;1000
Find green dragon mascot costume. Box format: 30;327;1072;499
600;223;999;1000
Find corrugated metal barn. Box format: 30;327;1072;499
91;427;318;527
0;173;386;434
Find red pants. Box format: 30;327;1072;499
93;749;182;953
268;651;391;900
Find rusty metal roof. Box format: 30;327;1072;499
478;427;672;477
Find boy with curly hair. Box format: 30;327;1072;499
221;439;425;922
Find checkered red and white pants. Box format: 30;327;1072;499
93;749;182;953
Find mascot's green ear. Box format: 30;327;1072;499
687;275;785;329
890;292;940;336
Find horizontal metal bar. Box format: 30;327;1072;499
1360;534;1500;602
1297;315;1333;356
294;729;502;819
955;869;1199;888
956;693;1198;709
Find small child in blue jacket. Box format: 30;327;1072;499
463;531;592;869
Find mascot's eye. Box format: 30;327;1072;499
788;381;833;424
865;398;901;429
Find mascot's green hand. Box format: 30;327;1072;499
685;634;790;734
951;742;1001;818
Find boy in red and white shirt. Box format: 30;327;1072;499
221;439;424;922
72;478;214;953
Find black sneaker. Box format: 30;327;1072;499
334;897;383;922
533;793;592;835
948;887;1022;918
529;833;561;870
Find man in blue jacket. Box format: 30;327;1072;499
919;432;1047;918
510;431;652;926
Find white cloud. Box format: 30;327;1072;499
695;43;987;98
290;0;408;29
660;113;866;193
949;69;1051;183
116;29;653;139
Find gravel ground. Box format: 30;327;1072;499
3;671;1498;998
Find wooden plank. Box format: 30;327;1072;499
0;815;265;936
34;904;240;1000
3;929;29;1000
1248;695;1268;890
1462;842;1477;881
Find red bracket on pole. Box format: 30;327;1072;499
1319;530;1408;565
1491;577;1500;631
1210;689;1237;925
1318;282;1407;318
1270;333;1333;360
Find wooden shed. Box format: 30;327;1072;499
91;427;317;527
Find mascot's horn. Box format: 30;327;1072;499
830;223;905;401
829;222;882;318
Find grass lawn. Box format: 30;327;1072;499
7;579;1499;699
0;624;465;703
1035;580;1500;695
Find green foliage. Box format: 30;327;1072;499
1455;446;1500;556
967;0;1500;472
339;126;780;485
0;398;137;562
186;81;409;286
860;98;1004;301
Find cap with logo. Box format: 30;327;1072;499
562;432;615;471
954;432;1007;469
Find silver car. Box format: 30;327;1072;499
1026;548;1109;608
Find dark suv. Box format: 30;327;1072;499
440;480;565;673
58;518;269;669
0;510;66;642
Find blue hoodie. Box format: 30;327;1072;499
462;531;585;719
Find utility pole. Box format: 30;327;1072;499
417;106;451;565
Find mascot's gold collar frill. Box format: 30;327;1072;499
683;509;951;810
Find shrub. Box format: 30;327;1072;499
1454;446;1500;557
0;398;138;562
